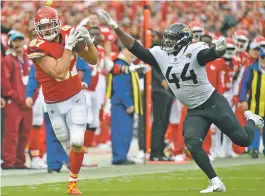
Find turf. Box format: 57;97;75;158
2;164;265;196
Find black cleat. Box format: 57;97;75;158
47;168;61;173
112;160;135;165
251;149;259;159
149;155;174;161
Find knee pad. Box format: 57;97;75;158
70;125;85;147
184;136;202;153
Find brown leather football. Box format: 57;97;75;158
73;39;86;52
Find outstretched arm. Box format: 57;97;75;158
100;9;158;68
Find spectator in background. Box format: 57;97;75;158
1;31;32;169
1;97;6;156
149;30;174;162
240;48;265;158
107;47;143;165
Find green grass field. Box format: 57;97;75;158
2;164;265;196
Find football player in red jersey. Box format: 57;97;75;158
208;38;241;158
27;6;98;195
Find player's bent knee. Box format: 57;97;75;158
70;126;85;147
184;136;202;153
230;133;251;147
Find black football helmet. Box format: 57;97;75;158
161;23;193;53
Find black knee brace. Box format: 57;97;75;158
32;125;42;129
86;124;97;132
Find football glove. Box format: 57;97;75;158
65;28;83;51
215;37;227;52
128;64;150;73
76;26;94;45
100;9;118;29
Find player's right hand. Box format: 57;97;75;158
25;97;33;108
65;28;83;51
100;9;118;29
215;37;227;52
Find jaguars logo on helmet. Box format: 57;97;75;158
161;23;193;54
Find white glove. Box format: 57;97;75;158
129;64;150;73
76;26;94;45
100;9;118;29
215;37;227;52
65;28;83;50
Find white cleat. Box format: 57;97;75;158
31;157;47;169
226;150;239;158
244;110;264;129
173;154;186;162
200;180;226;193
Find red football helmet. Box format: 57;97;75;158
224;37;236;59
189;21;204;43
255;35;265;49
34;6;61;41
232;30;249;52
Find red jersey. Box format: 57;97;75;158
27;25;81;103
100;26;114;43
206;60;224;94
88;45;106;91
237;51;250;68
219;58;239;93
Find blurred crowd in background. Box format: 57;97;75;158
1;1;265;170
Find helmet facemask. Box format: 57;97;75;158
192;30;203;43
223;46;236;60
235;38;249;52
161;29;192;54
35;18;61;41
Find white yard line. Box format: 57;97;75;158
1;156;265;187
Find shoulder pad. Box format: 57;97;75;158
183;42;209;56
27;38;47;59
60;25;73;35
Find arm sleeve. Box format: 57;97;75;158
83;66;92;86
26;66;39;98
197;47;225;66
240;66;252;102
129;40;160;70
121;94;134;109
76;57;89;71
152;67;165;84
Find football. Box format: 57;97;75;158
73;38;87;53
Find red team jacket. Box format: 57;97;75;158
27;25;82;103
1;54;31;108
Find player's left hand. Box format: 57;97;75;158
215;37;227;52
100;9;118;29
129;64;150;73
76;26;94;45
